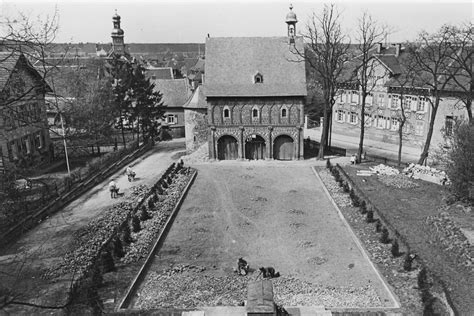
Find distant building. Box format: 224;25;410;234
0;52;52;172
333;43;470;152
153;78;192;138
145;67;174;80
203;6;307;160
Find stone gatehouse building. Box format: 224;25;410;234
204;7;306;160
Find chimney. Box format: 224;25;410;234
395;43;401;57
376;43;383;54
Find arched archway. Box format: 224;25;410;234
217;135;238;160
245;135;266;160
273;135;294;160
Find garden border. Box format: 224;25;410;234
311;166;401;311
115;169;198;312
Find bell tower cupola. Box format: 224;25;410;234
285;4;298;42
111;10;125;55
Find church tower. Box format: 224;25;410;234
111;11;125;56
285;4;298;43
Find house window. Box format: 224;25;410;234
223;107;230;118
418;97;427;112
366;93;373;106
391;95;400;109
254;73;263;84
378;94;385;108
376;116;385;129
349;112;358;124
281;107;287;118
166;114;177;124
445;116;454;136
336;110;345;122
410;96;418;111
350;91;359;103
415;120;424;136
391;118;399;131
402;96;411;110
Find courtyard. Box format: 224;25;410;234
131;161;398;309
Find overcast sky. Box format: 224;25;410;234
1;0;472;44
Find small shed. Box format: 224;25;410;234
246;280;276;316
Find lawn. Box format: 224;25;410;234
131;162;397;309
340;162;474;314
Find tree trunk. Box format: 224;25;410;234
398;121;404;167
318;108;329;159
466;99;472;123
418;99;440;165
120;116;126;149
357;95;366;163
136;117;140;145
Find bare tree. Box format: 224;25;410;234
446;23;473;123
354;12;387;162
298;4;350;159
405;25;457;165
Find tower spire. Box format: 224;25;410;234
285;3;298;41
111;10;125;56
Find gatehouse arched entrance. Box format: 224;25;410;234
217;135;239;160
273;135;294;160
245;135;266;160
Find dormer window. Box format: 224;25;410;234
254;73;263;84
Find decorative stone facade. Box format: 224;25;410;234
184;108;208;153
208;97;304;160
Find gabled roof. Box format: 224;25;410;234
183;85;207;109
145;67;174;80
152;78;192;107
0;51;52;94
204;36;307;97
375;55;402;75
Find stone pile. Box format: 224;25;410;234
403;164;449;185
369;164;400;175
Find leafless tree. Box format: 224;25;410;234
295;4;350;158
354;12;388;162
405;25;458;165
446;22;473;123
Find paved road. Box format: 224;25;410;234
304;128;421;163
0;139;185;312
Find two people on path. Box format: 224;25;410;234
109;180;119;198
126;166;136;182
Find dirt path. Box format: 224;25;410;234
133;160;397;309
0;139;185;309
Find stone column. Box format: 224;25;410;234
267;126;273;160
210;126;216;160
239;126;245;160
297;125;302;160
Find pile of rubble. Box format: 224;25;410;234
403;164;449;185
369;164;400;175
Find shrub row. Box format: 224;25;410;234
54;161;194;312
326;159;455;314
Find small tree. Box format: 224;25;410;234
112;237;125;258
380;227;390;244
391;239;401;257
131;215;141;233
139;206;151;221
121;223;132;244
100;249;115;273
446;122;474;202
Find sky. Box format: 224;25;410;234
1;0;472;44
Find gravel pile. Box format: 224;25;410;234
181;144;209;164
135;266;383;309
370;164;400;175
378;174;419;189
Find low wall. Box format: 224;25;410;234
0;143;153;249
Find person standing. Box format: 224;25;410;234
109;180;118;198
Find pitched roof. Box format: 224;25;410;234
145;67;174;80
204;36;307;97
0;51;52;93
0;51;20;91
375;55;402;75
152;78;191;107
183;85;207;109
